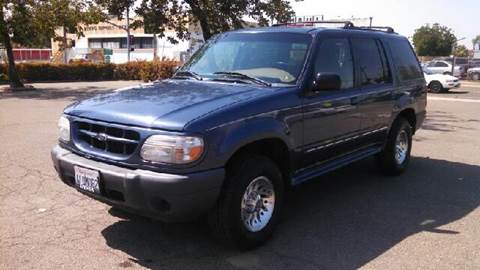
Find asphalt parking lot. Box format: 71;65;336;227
1;81;480;270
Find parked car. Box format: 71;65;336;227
51;23;427;248
424;60;462;77
467;67;480;80
424;70;461;93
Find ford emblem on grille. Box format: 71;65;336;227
94;133;108;142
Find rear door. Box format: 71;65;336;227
302;37;363;168
350;38;394;144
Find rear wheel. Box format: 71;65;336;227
208;155;284;249
429;81;444;93
376;118;413;176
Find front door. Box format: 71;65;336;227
302;37;363;168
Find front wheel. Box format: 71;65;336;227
208;155;284;249
429;81;444;93
376;118;413;176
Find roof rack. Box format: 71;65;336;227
350;26;395;33
272;20;395;34
273;20;355;28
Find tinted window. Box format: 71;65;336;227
435;62;448;67
352;38;391;86
387;39;423;81
313;38;354;89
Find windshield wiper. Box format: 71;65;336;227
213;71;272;87
173;70;203;81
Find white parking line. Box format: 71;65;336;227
460;82;480;87
429;96;480;103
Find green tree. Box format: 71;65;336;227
0;0;102;89
0;1;35;88
412;23;457;57
37;0;104;63
453;44;469;57
134;0;295;42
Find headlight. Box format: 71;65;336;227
140;135;204;164
58;115;70;142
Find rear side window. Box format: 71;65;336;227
387;39;423;81
313;38;354;89
435;62;448;67
352;38;391;86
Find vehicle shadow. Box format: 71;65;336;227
101;157;480;270
421;110;476;133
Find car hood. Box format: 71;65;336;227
64;79;272;131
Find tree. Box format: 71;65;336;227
35;0;104;64
0;0;102;89
412;23;457;57
473;35;480;50
134;0;295;43
0;1;35;88
453;45;468;57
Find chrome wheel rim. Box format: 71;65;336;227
241;176;275;232
395;130;409;165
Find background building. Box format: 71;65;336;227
52;18;205;64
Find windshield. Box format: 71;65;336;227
180;32;312;86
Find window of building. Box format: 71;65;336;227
89;37;154;49
313;38;354;89
352;38;391;86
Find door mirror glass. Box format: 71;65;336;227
312;72;341;91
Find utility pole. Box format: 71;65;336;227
452;37;466;75
126;8;131;62
63;26;68;64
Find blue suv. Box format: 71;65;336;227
52;22;427;248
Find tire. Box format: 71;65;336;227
376;118;413;176
472;73;480;81
429;81;444;93
208;154;284;249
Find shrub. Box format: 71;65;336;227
0;59;178;83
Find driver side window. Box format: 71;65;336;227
313;38;354;89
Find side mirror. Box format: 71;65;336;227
312;73;341;92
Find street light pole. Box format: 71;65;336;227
126;8;131;62
452;37;466;75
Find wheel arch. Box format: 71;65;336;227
394;108;417;134
225;138;292;188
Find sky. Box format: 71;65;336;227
289;0;479;49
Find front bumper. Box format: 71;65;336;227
51;145;225;222
444;82;461;89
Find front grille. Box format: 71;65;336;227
75;121;140;156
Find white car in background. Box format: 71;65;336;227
424;60;462;77
467;67;480;81
424;70;461;93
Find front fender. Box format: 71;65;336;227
209;114;293;166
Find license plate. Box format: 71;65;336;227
74;166;100;194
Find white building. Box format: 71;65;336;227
52;18;205;64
